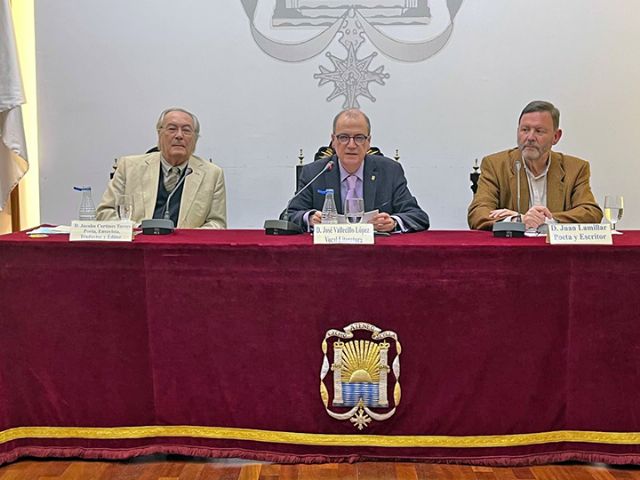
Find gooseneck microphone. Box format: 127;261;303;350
492;157;525;238
264;160;335;235
515;159;522;222
285;160;334;219
141;167;193;235
163;167;193;220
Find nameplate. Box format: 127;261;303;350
70;221;134;242
313;224;374;245
547;223;612;245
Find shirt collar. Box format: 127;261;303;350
523;155;550;180
160;155;188;175
338;161;364;183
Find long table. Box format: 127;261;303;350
1;229;640;466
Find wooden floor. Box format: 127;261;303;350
1;456;640;480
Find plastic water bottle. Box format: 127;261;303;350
74;186;96;221
321;188;338;224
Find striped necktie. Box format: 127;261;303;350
164;167;180;192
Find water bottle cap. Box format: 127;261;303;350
73;186;92;192
325;189;334;194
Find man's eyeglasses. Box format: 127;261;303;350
162;124;195;137
334;134;369;145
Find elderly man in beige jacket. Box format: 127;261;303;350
97;107;226;229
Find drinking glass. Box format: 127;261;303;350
116;194;133;222
344;198;364;224
604;195;624;233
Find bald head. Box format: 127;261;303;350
332;109;371;136
331;108;372;174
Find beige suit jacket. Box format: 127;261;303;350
468;148;602;230
96;152;226;229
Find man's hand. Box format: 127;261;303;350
489;208;518;219
370;213;397;232
523;205;553;229
309;211;322;225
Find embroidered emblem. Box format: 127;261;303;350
241;1;465;108
320;322;401;430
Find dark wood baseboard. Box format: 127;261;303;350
1;457;640;479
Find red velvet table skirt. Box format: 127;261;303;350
1;229;640;466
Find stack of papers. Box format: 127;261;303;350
27;225;71;235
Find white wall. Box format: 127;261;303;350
35;0;640;229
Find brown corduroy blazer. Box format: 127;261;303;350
468;148;602;230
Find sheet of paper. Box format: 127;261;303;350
27;225;71;235
337;209;379;224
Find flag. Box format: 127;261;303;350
0;0;28;212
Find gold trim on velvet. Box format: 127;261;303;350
2;426;640;448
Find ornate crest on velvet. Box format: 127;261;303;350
320;322;401;430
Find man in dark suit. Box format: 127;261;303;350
287;109;429;233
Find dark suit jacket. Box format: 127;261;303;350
286;155;429;232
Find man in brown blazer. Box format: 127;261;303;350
468;101;602;231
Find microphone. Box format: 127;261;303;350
492;157;525;238
141;167;193;235
163;167;193;221
264;160;335;235
515;159;522;222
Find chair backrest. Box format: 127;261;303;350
110;146;217;179
296;145;387;187
470;159;480;194
313;145;384;161
110;146;159;179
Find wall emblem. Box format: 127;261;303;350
320;322;401;430
241;1;464;108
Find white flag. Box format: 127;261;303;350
0;0;28;212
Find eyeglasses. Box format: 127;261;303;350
162;124;195;137
334;134;369;145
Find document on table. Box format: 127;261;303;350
337;209;378;224
27;225;71;235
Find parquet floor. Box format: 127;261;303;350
1;456;640;480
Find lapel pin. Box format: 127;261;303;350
371;175;376;181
